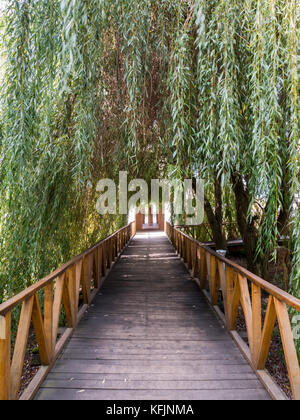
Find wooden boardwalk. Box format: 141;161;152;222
35;232;270;400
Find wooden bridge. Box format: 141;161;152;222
0;223;300;400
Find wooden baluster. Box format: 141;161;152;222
62;272;74;327
75;260;83;316
32;294;51;365
217;260;226;312
111;237;114;264
111;237;114;265
108;238;112;268
44;282;54;357
188;240;192;269
251;283;262;365
205;252;211;288
0;312;11;400
192;242;198;277
274;298;300;400
112;237;115;261
67;266;77;326
10;297;34;399
185;238;188;264
93;250;99;289
81;256;89;304
181;235;183;258
185;238;189;266
178;234;181;257
181;234;184;258
199;248;208;289
52;273;65;349
87;253;93;297
98;245;103;284
225;266;239;330
209;255;219;305
238;274;253;355
102;241;107;275
186;238;189;266
256;296;276;370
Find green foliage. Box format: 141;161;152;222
0;0;298;355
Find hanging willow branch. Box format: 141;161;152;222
0;0;298;343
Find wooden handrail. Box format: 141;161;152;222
165;222;300;400
0;221;136;400
175;222;240;242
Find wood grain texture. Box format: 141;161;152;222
10;297;34;399
0;313;10;400
274;298;300;400
36;233;270;401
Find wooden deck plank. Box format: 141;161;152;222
40;379;264;390
36;232;271;400
35;388;270;400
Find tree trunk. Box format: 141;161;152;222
231;172;260;274
204;196;227;250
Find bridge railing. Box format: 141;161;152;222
175;222;240;242
0;222;136;400
166;222;300;400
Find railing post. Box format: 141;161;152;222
0;313;11;400
274;298;300;400
44;282;54;358
189;240;193;270
199;248;208;289
251;283;262;365
209;255;219;305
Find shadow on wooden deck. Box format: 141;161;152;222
35;232;270;400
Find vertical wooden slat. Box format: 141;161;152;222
274;298;300;400
188;240;192;269
67;266;77;326
191;242;198;278
44;282;53;357
102;241;107;275
209;255;219;305
199;248;208;289
225;266;236;328
238;274;253;354
81;256;90;304
205;252;211;287
217;260;226;304
94;249;100;289
108;238;112;268
228;270;240;330
52;274;65;349
98;245;103;283
62;274;74;328
251;283;262;364
31;295;51;366
10;297;34;400
0;312;11;400
75;260;83;313
88;253;93;292
256;296;277;370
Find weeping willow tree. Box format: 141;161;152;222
193;0;299;283
0;0;299;326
